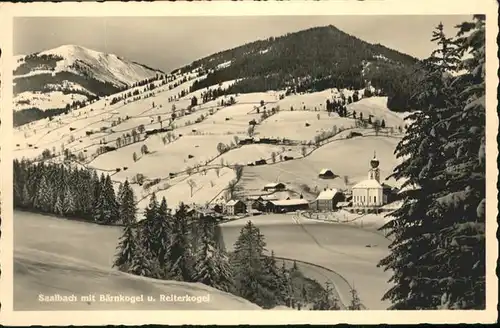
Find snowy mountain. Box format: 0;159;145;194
13;45;164;124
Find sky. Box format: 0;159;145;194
14;15;472;73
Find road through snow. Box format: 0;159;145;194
221;214;392;310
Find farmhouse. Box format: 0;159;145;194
263;182;286;191
224;199;247;215
310;188;344;211
318;169;336;179
238;138;254;145
351;152;390;208
270;199;310;213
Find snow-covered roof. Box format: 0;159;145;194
352;179;383;189
316;188;339;200
264;182;285;188
271;199;309;206
319;168;333;174
226;199;243;206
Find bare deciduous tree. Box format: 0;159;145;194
187;179;196;197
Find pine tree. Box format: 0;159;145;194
167;202;194;281
193;217;233;292
378;18;485;310
113;223;138;272
230;221;277;308
21;184;31;208
312;281;341;310
62;185;77;217
348;287;362;310
118;180;136;226
430;15;486;310
94;175;119;224
54;195;64;216
129;243;160;278
33;176;53;212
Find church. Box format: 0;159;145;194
351;152;391;209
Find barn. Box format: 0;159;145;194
263;182;286;192
310;188;344;211
270;199;310;213
318;169;337;179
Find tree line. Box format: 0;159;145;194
14;159;122;224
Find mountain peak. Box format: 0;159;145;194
40;44;103;60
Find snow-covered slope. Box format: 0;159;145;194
13;45;164;113
15;211;261;310
37;45;162;87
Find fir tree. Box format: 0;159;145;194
118;180;136;226
193;216;233;292
54;195;64;216
378;18;485;310
167;202;194;281
129;243;160;278
230;221;277;308
430;15;486;309
33;176;53;212
113;223;138;272
312;282;341;310
348;287;362;310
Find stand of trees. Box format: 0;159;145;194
14;159;121;224
378;16;485;310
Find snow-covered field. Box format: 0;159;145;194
14;210;392;310
239;136;402;198
14;211;260;310
221;214;392;310
256;110;355;141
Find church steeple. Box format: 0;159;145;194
368;151;381;182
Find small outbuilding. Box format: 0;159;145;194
263;182;286;192
318;169;337;179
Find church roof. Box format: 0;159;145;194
352;179;383;189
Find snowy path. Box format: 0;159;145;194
14;211;260;310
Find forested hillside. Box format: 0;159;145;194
178;25;423;111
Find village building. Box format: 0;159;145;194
224;199;247;215
263;182;286;192
208;203;223;214
351;152;389;208
270;199;310;213
318;169;337;179
310;188;344;211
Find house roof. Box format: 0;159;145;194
264;182;285;188
226;199;243;206
352;179;383;189
271;199;310;206
316;188;339;200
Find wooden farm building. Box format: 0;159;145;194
268;199;310;213
263;182;286;192
224;199;247;215
310;188;345;211
318;169;337;179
